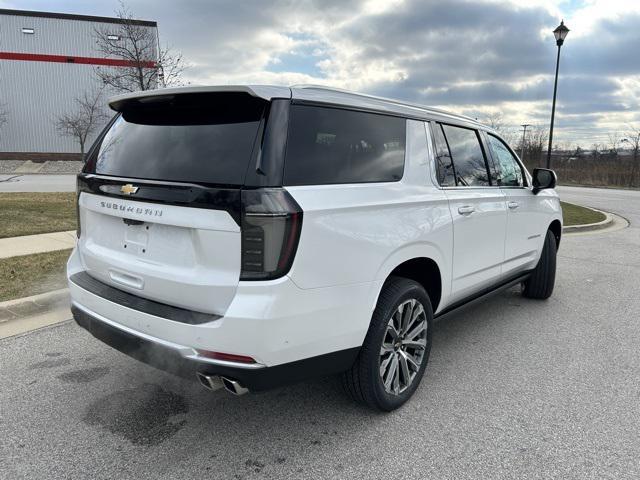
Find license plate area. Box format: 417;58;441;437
87;211;196;267
78;191;242;314
123;221;150;255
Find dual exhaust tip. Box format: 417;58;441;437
197;372;249;396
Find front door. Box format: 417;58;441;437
484;133;548;277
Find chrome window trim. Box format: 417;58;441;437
426;121;501;191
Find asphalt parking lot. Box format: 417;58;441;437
1;185;639;479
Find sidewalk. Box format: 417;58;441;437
0;230;76;259
0;173;76;192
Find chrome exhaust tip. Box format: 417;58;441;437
220;376;249;396
196;372;223;391
196;373;248;396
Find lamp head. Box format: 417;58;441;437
553;20;570;46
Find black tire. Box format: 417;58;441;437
342;276;433;411
522;229;557;299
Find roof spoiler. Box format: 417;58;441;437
108;85;292;112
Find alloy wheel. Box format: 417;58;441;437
379;298;428;395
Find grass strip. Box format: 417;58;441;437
560;201;607;226
0;249;71;302
0;192;76;239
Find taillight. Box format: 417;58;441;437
76;177;82;238
240;188;303;280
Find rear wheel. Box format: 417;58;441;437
342;277;433;411
522;229;557;299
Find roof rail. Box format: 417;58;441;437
291;84;481;125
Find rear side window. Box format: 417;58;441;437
86;93;265;185
283;106;406;186
441;124;490;187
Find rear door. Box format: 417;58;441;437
77;92;266;315
431;122;507;303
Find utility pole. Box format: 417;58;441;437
520;124;531;161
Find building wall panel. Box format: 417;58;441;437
0;11;157;154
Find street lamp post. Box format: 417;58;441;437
546;20;570;169
520;124;531;161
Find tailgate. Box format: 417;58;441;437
77;192;240;315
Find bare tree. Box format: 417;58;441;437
156;46;186;88
55;90;109;160
479;111;520;147
625;126;640;188
484;112;505;132
523;125;548;168
608;132;621;155
93;2;185;92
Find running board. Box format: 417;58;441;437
434;272;531;321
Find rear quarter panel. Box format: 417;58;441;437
285;119;453;314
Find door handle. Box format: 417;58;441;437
507;201;519;210
457;205;475;215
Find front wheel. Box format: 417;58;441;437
522;228;557;299
342;277;433;411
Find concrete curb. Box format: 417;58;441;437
0;288;70;323
563;207;614;233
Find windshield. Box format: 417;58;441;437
85;92;265;186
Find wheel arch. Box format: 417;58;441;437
549;219;562;249
370;243;448;316
387;258;442;313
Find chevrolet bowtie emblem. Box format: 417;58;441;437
120;184;139;195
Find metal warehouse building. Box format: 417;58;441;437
0;9;157;160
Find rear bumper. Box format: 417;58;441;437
67;247;373;367
72;303;359;391
67;245;371;389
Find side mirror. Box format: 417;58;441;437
532;168;557;194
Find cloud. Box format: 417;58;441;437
4;0;640;145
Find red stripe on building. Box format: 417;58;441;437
0;51;156;68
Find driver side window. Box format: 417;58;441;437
487;134;524;187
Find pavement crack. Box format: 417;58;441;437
0;175;21;183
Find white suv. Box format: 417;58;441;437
68;85;562;411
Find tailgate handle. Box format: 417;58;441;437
109;270;144;290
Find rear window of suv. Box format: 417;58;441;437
283;105;406;185
85;93;265;185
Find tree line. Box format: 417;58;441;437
485;113;640;189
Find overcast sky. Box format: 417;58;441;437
3;0;639;146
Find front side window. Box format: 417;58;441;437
432;123;456;186
487;134;524;187
283;106;406;186
441;124;490;186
